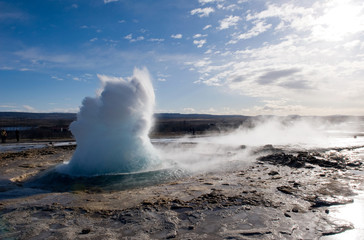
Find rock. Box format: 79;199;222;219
166;230;177;239
292;207;299;213
203;182;213;185
81;228;91;234
258;150;356;169
259;153;305;168
268;171;279;176
284;212;291;218
310;196;353;208
277;186;296;195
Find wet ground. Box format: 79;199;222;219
0;143;364;239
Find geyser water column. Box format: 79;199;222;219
58;68;160;176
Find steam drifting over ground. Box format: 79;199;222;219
156;116;364;173
56;66;364;177
57;68;160;176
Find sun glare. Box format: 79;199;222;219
314;1;363;41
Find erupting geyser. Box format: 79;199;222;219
57;68;160;176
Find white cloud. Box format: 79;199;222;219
218;15;241;30
193;34;207;38
48;107;79;113
191;7;215;17
124;34;132;40
148;38;165;42
187;0;364;115
90;37;98;42
15;48;73;64
0;6;26;21
51;76;63;81
204;49;212;54
216;3;241;11
0;105;16;108
194;58;212;67
229;20;272;43
311;1;364;41
0;66;13;70
203;25;212;30
23;105;36;112
133;36;144;42
247;1;364;42
71;4;78;9
124;34;144;42
182;107;196;113
199;0;217;5
193;39;207;48
104;0;118;4
190;33;364;113
171;34;183;39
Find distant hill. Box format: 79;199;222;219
0;112;362;139
0;112;77;120
1;112;361;122
154;113;250;120
0;112;250;121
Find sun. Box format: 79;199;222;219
313;0;364;41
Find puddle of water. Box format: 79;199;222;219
321;192;364;240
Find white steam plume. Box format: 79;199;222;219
156;116;364;173
58;68;160;176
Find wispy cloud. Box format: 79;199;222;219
0;2;27;21
0;66;14;70
193;39;207;48
103;0;118;4
124;34;132;40
198;0;217;4
228;20;272;44
182;107;196;113
124;34;144;42
23;105;36;112
0;105;16;108
218;15;241;30
258;68;301;85
0;12;25;20
15;48;73;64
236;20;271;40
171;34;183;39
51;76;64;81
203;25;212;30
148;38;165;42
193;34;207;38
191;7;215;17
187;1;364;115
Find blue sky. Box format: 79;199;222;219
1;0;364;115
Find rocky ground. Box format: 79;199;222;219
0;144;364;239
